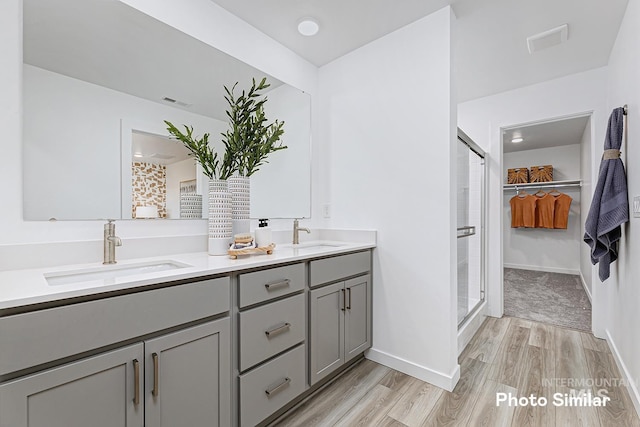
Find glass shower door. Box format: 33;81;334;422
457;132;486;327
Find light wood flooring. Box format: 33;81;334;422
276;316;640;427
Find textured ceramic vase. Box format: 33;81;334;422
208;179;232;255
228;175;251;236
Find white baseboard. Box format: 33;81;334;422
365;348;460;392
579;271;592;303
503;263;579;275
605;329;640;418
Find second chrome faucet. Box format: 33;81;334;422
292;219;310;244
103;220;122;264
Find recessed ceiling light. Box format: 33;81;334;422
133;152;144;158
298;18;319;36
512;137;524;143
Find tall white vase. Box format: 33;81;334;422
228;175;250;236
208;179;232;255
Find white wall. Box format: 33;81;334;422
0;0;317;268
579;118;593;296
603;0;640;413
23;65;222;221
458;67;608;334
319;7;459;390
503;144;582;274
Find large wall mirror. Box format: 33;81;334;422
22;0;311;221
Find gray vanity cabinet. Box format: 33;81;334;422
0;344;144;427
144;319;231;427
0;319;230;427
309;273;372;385
0;277;231;427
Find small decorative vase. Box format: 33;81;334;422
228;175;251;236
208;179;232;255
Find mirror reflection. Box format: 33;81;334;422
129;131;200;220
22;0;311;221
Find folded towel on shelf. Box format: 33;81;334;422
584;107;629;281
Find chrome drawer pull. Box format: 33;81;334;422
132;359;140;406
264;279;290;291
265;377;291;397
265;322;291;338
152;352;159;397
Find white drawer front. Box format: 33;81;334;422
239;293;305;371
238;263;305;308
239;345;306;427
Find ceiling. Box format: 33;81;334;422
23;0;283;121
132;131;191;165
503;115;590;153
211;0;629;102
23;0;629;115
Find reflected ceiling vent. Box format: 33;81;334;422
149;153;175;160
162;96;192;108
527;24;568;54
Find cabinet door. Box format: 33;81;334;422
144;318;230;427
345;274;372;362
0;344;144;427
309;282;345;385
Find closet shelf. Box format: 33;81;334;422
503;179;582;191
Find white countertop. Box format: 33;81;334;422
0;241;375;311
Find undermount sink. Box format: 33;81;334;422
45;260;191;286
291;242;346;252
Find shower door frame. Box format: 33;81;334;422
457;129;487;328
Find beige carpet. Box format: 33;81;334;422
504;268;591;331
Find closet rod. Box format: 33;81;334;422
503;180;582;192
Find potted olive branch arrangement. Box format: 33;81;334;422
221;77;287;177
164;77;286;255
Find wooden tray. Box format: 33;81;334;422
228;243;276;259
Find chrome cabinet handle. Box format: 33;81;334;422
265;279;290;291
265;377;291;397
152;353;159;397
341;289;346;311
346;287;352;310
265;322;291;338
133;359;140;406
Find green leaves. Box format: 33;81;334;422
221;77;287;177
164;120;221;179
164;77;286;181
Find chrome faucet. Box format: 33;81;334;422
103;220;122;264
292;219;310;244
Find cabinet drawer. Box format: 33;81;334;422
0;277;230;377
238;263;304;308
239;345;305;427
239;293;305;371
310;251;371;288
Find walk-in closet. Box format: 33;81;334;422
502;115;592;331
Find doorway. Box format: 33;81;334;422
500;114;593;331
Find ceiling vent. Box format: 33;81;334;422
527;24;568;54
162;96;192;108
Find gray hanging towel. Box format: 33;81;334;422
584;107;629;281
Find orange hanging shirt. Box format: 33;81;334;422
552;193;573;229
534;193;555;229
510;194;536;228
